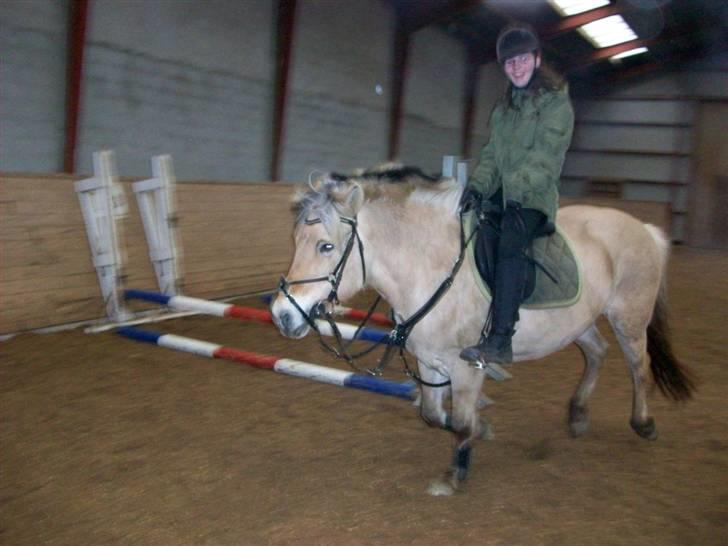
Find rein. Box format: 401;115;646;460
278;207;478;388
369;207;478;387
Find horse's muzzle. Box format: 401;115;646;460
271;309;309;339
270;293;319;339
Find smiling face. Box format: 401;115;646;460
503;52;540;88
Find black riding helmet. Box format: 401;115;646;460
496;24;541;64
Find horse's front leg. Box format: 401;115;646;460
416;360;450;430
426;361;487;496
416;359;494;433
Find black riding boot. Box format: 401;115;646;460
460;252;527;364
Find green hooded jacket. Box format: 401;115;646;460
467;82;574;223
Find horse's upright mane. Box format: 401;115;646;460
330;164;441;185
293;163;462;229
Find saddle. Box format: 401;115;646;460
464;211;582;309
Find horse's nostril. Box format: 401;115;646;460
280;311;292;330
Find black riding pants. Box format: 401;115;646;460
482;195;547;333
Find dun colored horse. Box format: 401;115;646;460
271;166;694;495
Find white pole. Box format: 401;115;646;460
442;155;457;179
133;155;181;296
74;150;132;322
457;161;468;187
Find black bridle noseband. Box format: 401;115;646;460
277;208;478;388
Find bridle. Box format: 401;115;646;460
277;207;478;388
277;215;371;352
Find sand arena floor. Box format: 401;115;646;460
1;246;727;545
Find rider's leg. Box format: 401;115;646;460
460;204;546;364
478;190;504;286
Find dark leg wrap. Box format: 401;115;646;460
568;398;589;437
451;444;472;482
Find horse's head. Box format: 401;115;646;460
271;173;366;339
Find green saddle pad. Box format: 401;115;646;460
464;211;582;309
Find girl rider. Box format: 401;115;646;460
459;24;574;365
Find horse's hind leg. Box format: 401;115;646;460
608;317;658;440
569;325;608;437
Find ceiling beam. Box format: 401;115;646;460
573;48;694;97
541;3;623;38
569;38;652;72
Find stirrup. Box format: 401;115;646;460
469;331;514;365
469;357;491;371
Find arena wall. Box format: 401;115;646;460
1;172;670;335
0;173;293;334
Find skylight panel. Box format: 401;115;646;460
610;47;648;61
547;0;610;17
578;14;638;48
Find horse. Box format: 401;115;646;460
270;165;694;496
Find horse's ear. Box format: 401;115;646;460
344;181;364;214
307;172;328;193
330;179;364;216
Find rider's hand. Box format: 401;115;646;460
459;187;482;213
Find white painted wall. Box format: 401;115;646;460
4;0;722;205
281;0;393;181
78;0;275;181
562;54;728;241
0;0;69;172
0;0;466;181
470;62;507;155
570;124;692;154
399;27;465;174
608;53;728;100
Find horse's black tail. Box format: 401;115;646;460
645;226;696;402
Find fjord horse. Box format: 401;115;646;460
271;166;693;495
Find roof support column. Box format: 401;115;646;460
387;19;410;160
270;0;297;181
63;0;89;173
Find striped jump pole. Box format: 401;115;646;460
260;293;393;327
117;327;416;400
125;289;391;344
325;305;393;328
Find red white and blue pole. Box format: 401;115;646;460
116;326;416;400
124;289;390;344
259;292;394;327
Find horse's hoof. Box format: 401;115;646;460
569;420;589;438
427;479;455;496
630;417;658;441
568;400;589;438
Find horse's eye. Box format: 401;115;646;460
317;241;335;255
